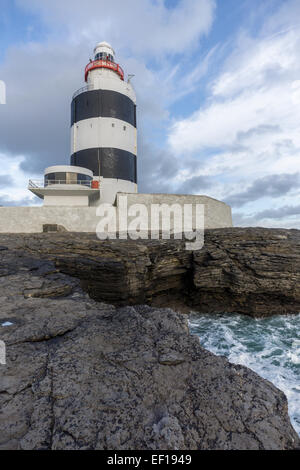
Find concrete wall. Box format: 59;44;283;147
0;207;100;233
44;195;90;207
117;193;233;230
0;193;232;233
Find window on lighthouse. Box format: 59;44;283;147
95;52;114;62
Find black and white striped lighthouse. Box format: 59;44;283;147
70;42;137;203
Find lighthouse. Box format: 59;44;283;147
29;42;137;206
71;41;137;203
25;41;233;233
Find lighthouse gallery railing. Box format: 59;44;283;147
84;59;124;82
28;180;93;188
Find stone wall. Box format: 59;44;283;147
0;193;232;233
0;207;99;233
118;193;232;230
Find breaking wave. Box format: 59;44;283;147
189;312;300;435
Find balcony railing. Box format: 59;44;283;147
72;84;95;100
84;59;124;82
28;179;93;189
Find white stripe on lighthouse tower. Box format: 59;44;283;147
71;118;136;155
70;41;137;204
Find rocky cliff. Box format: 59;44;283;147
0;230;299;450
0;227;298;317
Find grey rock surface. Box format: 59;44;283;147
0;242;299;450
0;227;299;317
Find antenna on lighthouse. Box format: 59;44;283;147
127;74;135;83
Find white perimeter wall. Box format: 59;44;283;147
0;207;100;233
117;193;233;230
0;193;232;233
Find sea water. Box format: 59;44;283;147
189;312;300;435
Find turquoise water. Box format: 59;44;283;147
189;313;300;435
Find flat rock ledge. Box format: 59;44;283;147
0;245;299;450
0;227;299;317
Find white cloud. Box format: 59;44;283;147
164;1;300;227
167;12;300;206
168;25;300;154
0;153;40;206
17;0;216;57
211;30;298;98
234;205;300;229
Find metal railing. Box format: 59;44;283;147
72;84;95;100
84;59;124;82
28;179;93;188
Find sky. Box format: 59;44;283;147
0;0;299;228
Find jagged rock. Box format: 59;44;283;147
192;228;300;316
0;246;299;450
0;228;299;316
1;304;299;450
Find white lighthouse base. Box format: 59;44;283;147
96;178;137;205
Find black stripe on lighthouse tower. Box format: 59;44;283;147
71;89;136;127
71;148;137;183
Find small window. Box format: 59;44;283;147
112;123;115;127
123;126;126;131
95;52;114;62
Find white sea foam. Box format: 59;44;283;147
1;321;13;327
189;312;300;436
